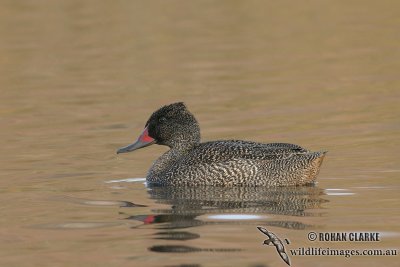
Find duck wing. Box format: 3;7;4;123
182;140;309;164
211;140;308;151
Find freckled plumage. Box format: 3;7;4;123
117;102;327;187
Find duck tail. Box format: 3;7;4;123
307;151;327;182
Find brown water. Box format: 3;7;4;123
0;1;399;266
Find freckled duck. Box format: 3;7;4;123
117;102;326;186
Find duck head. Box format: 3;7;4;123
117;102;201;154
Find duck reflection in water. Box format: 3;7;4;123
125;185;327;256
126;185;328;230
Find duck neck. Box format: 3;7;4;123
147;140;199;181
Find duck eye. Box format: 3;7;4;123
158;117;167;123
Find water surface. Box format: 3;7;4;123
0;1;399;266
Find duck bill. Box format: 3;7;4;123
117;127;155;154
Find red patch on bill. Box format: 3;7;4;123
143;215;156;224
139;127;154;143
